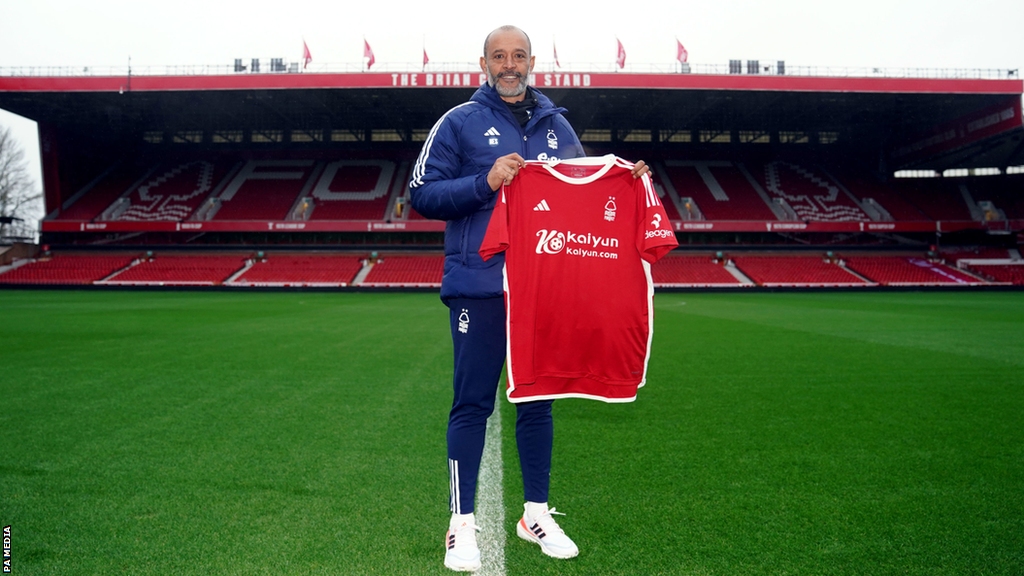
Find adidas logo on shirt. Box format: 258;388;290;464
533;199;551;212
484;127;501;136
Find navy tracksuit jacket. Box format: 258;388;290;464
409;82;584;514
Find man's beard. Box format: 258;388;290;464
488;69;529;98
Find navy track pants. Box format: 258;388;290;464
446;296;553;514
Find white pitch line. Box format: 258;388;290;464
475;392;506;576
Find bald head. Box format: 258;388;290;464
483;25;532;59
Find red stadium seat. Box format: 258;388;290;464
966;264;1024;285
0;254;137;284
732;256;871;287
360;255;444;287
892;180;973;221
830;168;930;222
114;160;236;222
650;256;745;287
748;161;869;222
663;162;778;221
842;256;985;286
57;163;152;221
307;161;403;221
103;255;247;285
232;255;364;286
212;161;316;221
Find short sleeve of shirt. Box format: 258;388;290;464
635;173;678;263
479;186;510;261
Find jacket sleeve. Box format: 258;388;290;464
408;110;495;221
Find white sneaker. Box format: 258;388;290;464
516;504;579;559
444;517;482;572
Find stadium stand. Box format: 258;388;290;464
830;168;930;221
648;176;683;220
308;161;402;221
0;254;136;284
4;250;1017;288
102;255;247;285
114;159;236;221
749;161;869;222
6;62;1020;297
231;254;364;287
964;264;1024;285
963;175;1024;220
892;180;974;221
732;256;872;287
650;255;745;287
842;256;984;286
710;164;780;220
51;156;426;224
360;255;444;287
56;162;151;221
663;162;778;221
941;246;1011;260
211;160;316;221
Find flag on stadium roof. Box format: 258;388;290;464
423;48;429;67
676;39;688;64
302;40;312;69
364;39;375;70
616;38;626;69
553;39;561;68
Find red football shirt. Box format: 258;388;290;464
480;155;678;403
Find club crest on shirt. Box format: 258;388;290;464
604;197;617;222
458;309;470;333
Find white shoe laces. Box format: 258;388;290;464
449;521;482;549
532;508;567;534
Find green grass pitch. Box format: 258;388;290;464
1;290;1022;575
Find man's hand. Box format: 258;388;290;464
631;160;651;179
487;153;526;191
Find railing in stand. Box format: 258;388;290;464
1;62;1019;80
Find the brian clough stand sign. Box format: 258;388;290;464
389;73;592;88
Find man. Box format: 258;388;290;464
409;25;648;572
